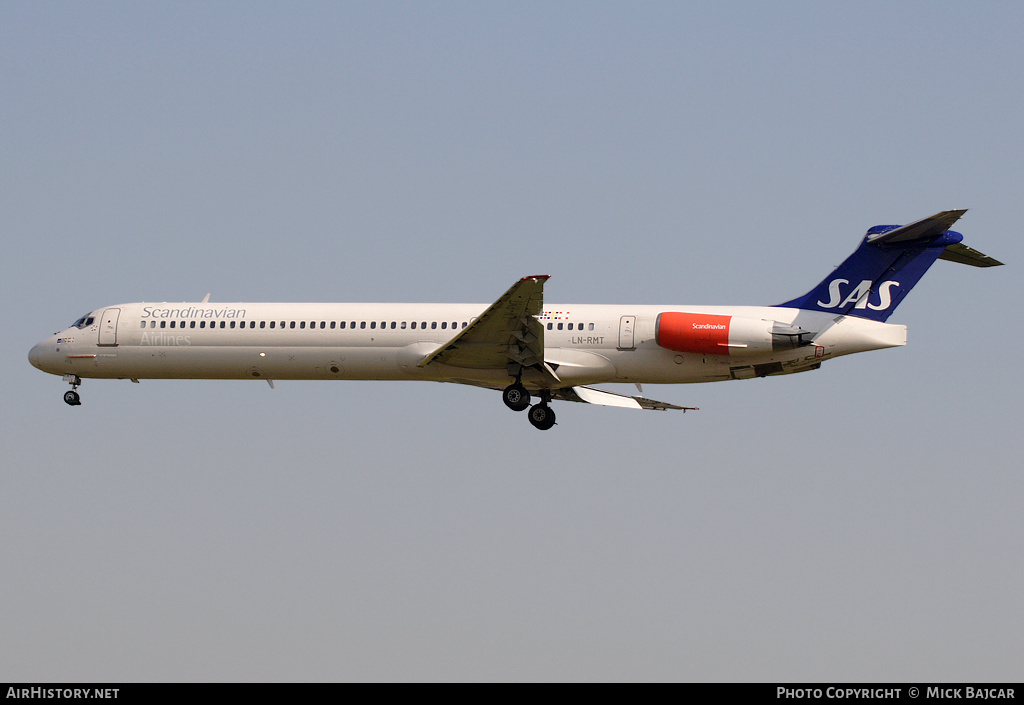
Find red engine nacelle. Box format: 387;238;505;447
655;312;777;356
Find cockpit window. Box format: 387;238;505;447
71;315;95;329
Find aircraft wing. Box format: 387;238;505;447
418;275;555;380
554;386;697;411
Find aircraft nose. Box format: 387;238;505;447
28;342;48;371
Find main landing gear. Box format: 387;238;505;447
502;382;531;411
63;374;82;406
527;402;556;431
502;382;557;430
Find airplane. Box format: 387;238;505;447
29;210;1001;430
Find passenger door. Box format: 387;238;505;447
98;308;120;346
617;315;636;350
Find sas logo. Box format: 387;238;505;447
817;279;899;311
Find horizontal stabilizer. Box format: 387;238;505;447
938;242;1004;267
556;385;697;411
866;209;967;244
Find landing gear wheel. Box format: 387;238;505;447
502;382;531;412
528;403;556;430
63;374;83;406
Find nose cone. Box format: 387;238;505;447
29;340;58;373
29;342;44;370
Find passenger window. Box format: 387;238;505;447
320;321;326;329
191;321;196;329
401;322;407;329
290;322;296;329
441;322;447;329
160;321;166;329
370;322;376;329
411;322;417;329
557;323;563;330
140;321;146;328
360;322;366;329
230;321;236;329
260;321;265;329
391;322;396;329
547;323;552;330
462;322;467;329
431;322;437;329
330;322;335;329
589;323;595;331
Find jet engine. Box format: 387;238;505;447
655;312;812;356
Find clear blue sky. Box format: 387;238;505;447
2;2;1021;681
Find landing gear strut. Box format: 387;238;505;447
502;375;556;430
63;374;82;406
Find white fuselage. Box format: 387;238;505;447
29;301;906;389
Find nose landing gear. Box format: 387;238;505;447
63;374;82;406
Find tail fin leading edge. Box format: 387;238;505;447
778;210;1002;322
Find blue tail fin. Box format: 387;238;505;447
778;210;999;322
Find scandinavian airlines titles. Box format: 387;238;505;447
141;306;247;319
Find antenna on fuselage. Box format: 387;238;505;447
201;293;210;303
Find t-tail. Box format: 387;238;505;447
778;209;1002;322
